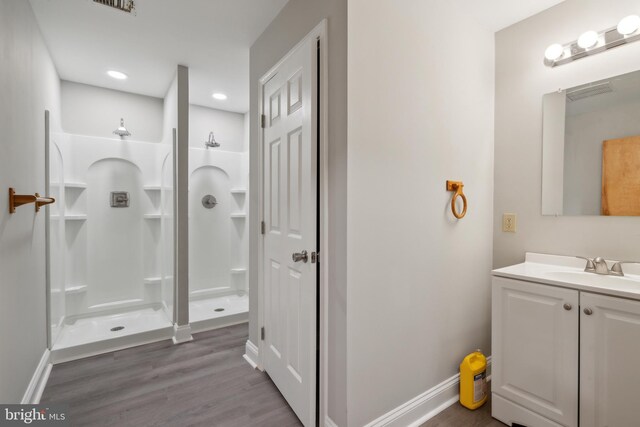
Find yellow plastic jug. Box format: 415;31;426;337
459;349;488;410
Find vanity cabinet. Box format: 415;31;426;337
492;277;579;427
493;276;640;427
580;293;640;427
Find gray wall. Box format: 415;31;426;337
347;1;495;425
0;0;61;403
249;0;347;424
494;0;640;269
61;81;163;142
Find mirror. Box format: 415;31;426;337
542;70;640;216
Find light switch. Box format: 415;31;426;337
502;213;517;233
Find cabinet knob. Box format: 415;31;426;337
563;303;572;311
583;307;593;315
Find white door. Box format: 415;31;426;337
492;277;579;427
261;34;318;426
580;292;640;427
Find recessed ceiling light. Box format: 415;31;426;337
107;70;128;80
212;93;228;100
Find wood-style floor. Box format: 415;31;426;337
420;393;506;427
41;323;302;427
42;322;506;427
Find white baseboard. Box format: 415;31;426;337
21;349;52;404
364;357;492;427
172;324;193;344
325;415;339;427
243;340;261;371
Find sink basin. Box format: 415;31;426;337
493;253;640;301
543;270;640;288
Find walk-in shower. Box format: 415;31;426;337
188;108;249;332
47;89;249;359
47;129;175;362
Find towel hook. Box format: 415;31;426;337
446;180;467;219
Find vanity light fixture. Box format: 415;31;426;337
545;13;640;67
544;43;565;61
577;30;599;49
618;15;640;36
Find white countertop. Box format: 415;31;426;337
493;253;640;301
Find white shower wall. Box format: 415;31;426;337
52;82;249;346
189;149;249;298
189;105;249;302
51;133;173;320
189;105;247;151
49;143;65;345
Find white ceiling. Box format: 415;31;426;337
29;0;289;113
452;0;567;32
29;0;566;113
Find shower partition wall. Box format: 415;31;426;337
48;141;65;346
48;133;175;362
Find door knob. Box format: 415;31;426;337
563;303;572;311
584;307;593;315
292;250;308;263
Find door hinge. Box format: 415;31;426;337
261;221;266;235
261;327;265;340
311;251;319;264
261;114;266;128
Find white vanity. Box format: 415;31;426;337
491;253;640;427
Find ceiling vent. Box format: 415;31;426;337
93;0;135;14
566;82;613;102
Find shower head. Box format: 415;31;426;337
113;118;131;138
205;131;220;148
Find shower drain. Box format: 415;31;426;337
214;308;225;312
110;326;125;332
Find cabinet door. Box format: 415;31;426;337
492;277;578;427
580;293;640;427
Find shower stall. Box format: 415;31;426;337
46;90;250;360
188;121;249;332
47;131;175;361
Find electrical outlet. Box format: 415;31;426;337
503;213;517;233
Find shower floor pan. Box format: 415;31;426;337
51;305;173;363
189;293;248;333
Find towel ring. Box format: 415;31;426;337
446;180;467;219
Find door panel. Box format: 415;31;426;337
580;293;640;427
492;277;578;427
262;34;317;427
